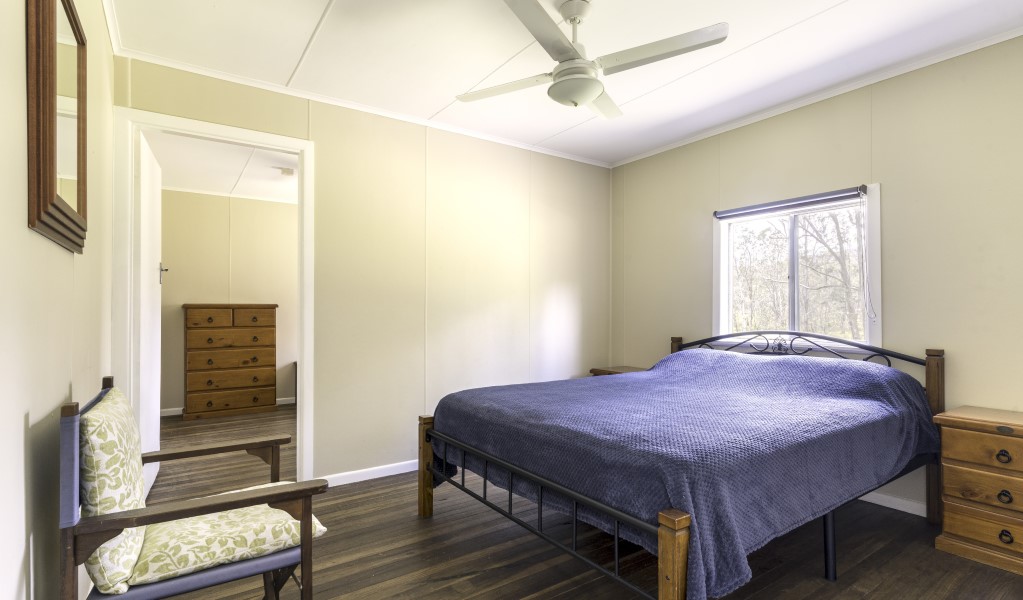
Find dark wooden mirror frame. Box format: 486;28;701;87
28;0;87;253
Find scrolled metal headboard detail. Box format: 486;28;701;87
673;331;926;367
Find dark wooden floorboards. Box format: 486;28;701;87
150;408;1023;599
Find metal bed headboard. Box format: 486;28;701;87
670;330;927;367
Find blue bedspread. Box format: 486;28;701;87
432;349;939;599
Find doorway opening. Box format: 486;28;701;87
112;108;315;492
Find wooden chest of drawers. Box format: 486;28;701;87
182;303;278;420
935;406;1023;574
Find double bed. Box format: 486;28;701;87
417;332;945;599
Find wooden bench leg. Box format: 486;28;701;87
658;509;692;600
419;416;435;518
262;571;278;600
60;528;76;600
301;496;313;600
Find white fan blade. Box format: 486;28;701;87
588;90;623;119
596;22;728;76
503;0;581;62
457;73;553;102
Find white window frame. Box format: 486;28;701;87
712;183;882;346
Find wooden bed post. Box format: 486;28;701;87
925;349;945;526
418;416;435;518
657;508;692;600
670;337;684;354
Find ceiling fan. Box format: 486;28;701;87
457;0;729;118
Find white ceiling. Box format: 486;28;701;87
108;0;1023;166
143;130;299;204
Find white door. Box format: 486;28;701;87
138;131;162;493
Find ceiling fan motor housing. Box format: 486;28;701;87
558;0;591;23
548;59;603;106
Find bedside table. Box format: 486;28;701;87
589;366;646;376
934;406;1023;575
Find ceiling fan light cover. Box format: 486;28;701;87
547;75;604;107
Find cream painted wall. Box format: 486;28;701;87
528;153;611;382
611;36;1023;506
161;190;301;411
310;105;428;475
425;130;532;404
124;61;309;139
0;0;115;597
114;59;612;479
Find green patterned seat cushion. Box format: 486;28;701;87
79;387;147;594
128;482;326;586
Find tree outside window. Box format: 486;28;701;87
721;192;876;344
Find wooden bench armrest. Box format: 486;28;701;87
142;435;291;482
72;479;328;564
141;435;291;463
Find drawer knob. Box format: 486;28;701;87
206;359;214;366
252;316;258;322
206;316;213;323
206;379;213;386
252;396;259;403
997;449;1013;464
998;490;1014;504
252;336;259;342
206;337;214;344
252;376;259;383
251;356;259;363
206;401;213;408
1000;529;1015;544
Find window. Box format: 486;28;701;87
712;185;881;344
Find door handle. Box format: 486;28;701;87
159;262;170;285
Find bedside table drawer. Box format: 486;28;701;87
943;428;1023;473
945;503;1023;556
945;463;1023;514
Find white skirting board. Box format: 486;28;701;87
857;491;927;517
159;396;296;417
323;459;418;487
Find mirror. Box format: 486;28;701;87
28;0;87;253
56;0;78;213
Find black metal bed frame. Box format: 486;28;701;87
422;331;940;598
427;429;658;598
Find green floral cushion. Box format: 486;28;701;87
79;387;147;594
128;482;327;586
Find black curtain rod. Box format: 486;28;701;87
714;185;867;220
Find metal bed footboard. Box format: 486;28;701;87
419;417;691;600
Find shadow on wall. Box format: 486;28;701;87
281;360;297;402
24;402;66;599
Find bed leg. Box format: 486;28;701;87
418;416;434;518
925;349;945;527
658;509;691;600
823;510;837;581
